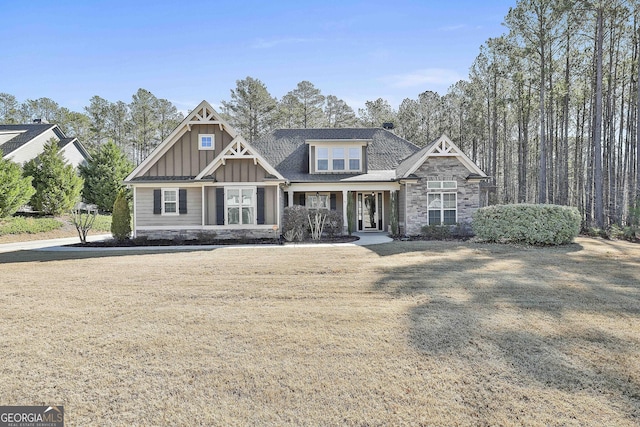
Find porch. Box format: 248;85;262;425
283;188;394;233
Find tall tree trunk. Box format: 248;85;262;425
594;6;605;228
637;15;640;199
538;36;548;204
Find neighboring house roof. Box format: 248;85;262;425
0;123;90;166
0;123;58;157
252;128;421;182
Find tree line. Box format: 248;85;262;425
1;0;639;231
0;89;184;166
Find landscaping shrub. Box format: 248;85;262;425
111;189;131;240
282;205;308;242
472;204;581;245
324;210;344;237
420;224;451;240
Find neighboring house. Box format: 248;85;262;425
124;100;487;239
0;121;90;168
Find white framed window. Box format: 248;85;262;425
348;147;361;170
332;148;345;171
428;193;456;225
308;193;329;209
317;147;329;171
226;187;255;225
199;134;215;150
162;188;179;215
315;146;362;172
427;179;457;189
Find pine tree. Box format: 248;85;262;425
221;77;277;142
0;158;35;217
111;188;131;240
79;141;133;212
23;139;83;215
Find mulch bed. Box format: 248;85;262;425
70;235;359;247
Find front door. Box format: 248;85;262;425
357;192;383;231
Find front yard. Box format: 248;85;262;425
0;238;638;425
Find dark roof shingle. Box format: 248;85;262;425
0;123;56;156
252;128;421;182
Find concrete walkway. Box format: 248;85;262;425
0;232;392;254
0;234;111;254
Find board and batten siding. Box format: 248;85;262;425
136;187;202;227
144;124;232;177
214;159;267;183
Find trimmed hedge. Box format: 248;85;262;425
472;204;581;245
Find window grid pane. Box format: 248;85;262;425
428;193;441;208
429;210;441;225
443;194;456;209
443;210;456;225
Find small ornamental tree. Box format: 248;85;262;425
0;157;35;217
111;188;131;240
79;141;134;212
23;139;83;215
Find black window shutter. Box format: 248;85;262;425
330;193;336;210
299;194;305;206
216;188;225;225
179;189;187;214
153;189;161;214
257;187;265;224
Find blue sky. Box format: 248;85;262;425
1;0;515;114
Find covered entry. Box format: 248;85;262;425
357;192;383;231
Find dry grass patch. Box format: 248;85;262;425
0;237;639;425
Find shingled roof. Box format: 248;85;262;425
0;123;59;156
252;128;421;182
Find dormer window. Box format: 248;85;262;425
348;147;361;170
317;147;329;171
313;144;363;173
332;148;345;170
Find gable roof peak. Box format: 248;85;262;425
125;100;240;181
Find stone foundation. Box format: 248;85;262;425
136;228;278;241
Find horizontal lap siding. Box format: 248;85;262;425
136;187;202;227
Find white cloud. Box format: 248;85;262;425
383;68;463;89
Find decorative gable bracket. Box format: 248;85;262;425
429;137;459;156
220;137;258;165
186;104;224;132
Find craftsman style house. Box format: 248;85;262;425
0;122;90;168
124;100;487;239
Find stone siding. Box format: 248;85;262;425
404;157;480;236
136;228;279;241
